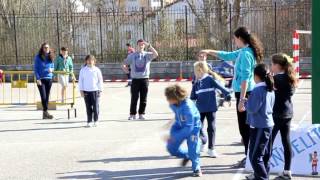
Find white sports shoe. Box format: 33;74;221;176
128;115;136;120
86;122;93;128
278;170;292;179
93;122;98;127
207;149;218;158
138;114;145;120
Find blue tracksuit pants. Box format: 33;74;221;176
167;126;201;171
249;127;273;180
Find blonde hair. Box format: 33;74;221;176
165;84;188;102
194;61;225;82
194;61;209;79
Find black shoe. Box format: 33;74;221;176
43;111;53;119
232;157;246;168
181;158;189;167
193;169;203;177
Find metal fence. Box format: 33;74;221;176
0;2;311;65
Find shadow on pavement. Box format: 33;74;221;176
79;155;175;164
57;165;238;180
222;151;244;156
215;142;243;147
0;126;84;133
0;118;43;123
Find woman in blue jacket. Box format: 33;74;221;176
34;42;54;119
200;27;264;167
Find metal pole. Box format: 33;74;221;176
274;2;277;53
56;9;60;50
44;0;47;41
105;10;108;62
142;7;145;39
13;10;18;65
71;11;76;62
229;4;232;51
99;9;104;62
185;6;188;62
312;0;320;124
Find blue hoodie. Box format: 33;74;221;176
34;54;54;80
217;46;256;92
169;98;201;140
191;74;230;113
246;82;275;128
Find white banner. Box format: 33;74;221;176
245;124;320;176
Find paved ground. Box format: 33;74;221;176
0;80;314;180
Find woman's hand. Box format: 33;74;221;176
238;98;247;112
80;91;84;97
199;49;218;57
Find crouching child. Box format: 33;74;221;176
164;84;202;177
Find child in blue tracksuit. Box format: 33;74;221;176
243;64;275;180
191;61;231;158
165;84;202;177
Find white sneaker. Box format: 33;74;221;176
93;122;98;127
138;114;145;120
207;149;218;158
278;170;292;179
128;115;136;120
200;144;206;152
86;122;93;128
245;173;255;180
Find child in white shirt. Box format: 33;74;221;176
78;55;103;127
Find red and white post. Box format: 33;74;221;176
292;31;300;78
292;30;311;78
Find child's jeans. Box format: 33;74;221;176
83;91;100;123
167;126;201;171
249;127;273;180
